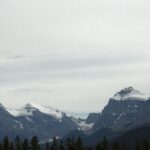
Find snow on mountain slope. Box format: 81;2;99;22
0;102;79;141
6;102;94;131
6;108;32;117
71;118;94;131
77;121;94;131
113;87;150;101
6;102;63;120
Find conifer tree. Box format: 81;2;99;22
22;139;30;150
96;142;102;150
101;136;108;150
45;142;50;150
65;138;73;150
15;136;22;150
59;140;64;150
50;137;58;150
75;137;84;150
10;142;15;150
30;136;40;150
0;143;2;150
122;142;128;150
112;142;120;150
142;139;149;150
87;147;92;150
2;136;10;150
136;140;140;150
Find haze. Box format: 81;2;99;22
0;0;150;113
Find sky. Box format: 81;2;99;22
0;0;150;114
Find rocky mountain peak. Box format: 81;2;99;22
116;86;140;95
92;87;150;132
112;87;149;101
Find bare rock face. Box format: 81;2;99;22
0;102;79;141
92;87;150;132
0;87;150;142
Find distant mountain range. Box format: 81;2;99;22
92;87;150;132
0;102;92;141
0;86;150;144
63;87;150;145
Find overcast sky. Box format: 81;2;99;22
0;0;150;114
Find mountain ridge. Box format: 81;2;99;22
0;86;150;142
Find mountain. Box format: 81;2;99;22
0;86;150;144
85;127;118;146
6;102;64;120
112;125;150;150
64;86;150;146
63;130;87;140
92;87;150;132
85;113;99;124
0;102;81;141
112;87;149;101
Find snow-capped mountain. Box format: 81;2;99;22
71;117;94;131
7;102;63;120
92;87;150;132
0;102;95;141
113;87;150;101
0;86;150;142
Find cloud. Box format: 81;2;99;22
0;0;150;113
11;87;52;93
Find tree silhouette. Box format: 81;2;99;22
112;142;120;150
10;142;15;150
30;136;40;150
0;142;3;150
59;140;64;150
136;140;140;150
101;136;108;150
45;142;50;150
2;136;10;150
50;137;58;150
122;143;128;150
96;142;102;150
142;139;149;150
22;139;30;150
15;136;22;150
65;137;76;150
75;137;84;150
